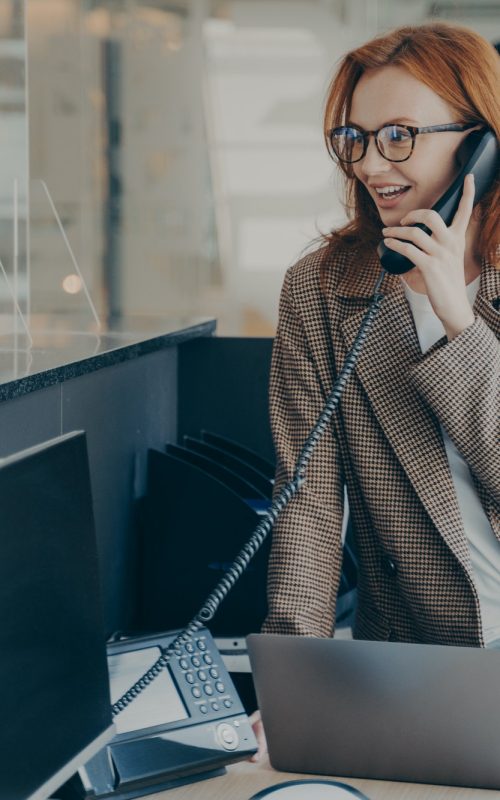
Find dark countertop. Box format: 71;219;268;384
0;315;217;402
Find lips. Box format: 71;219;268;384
372;185;411;208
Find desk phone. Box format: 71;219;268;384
63;628;257;800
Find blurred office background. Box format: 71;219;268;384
1;0;499;335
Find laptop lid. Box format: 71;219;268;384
247;634;500;790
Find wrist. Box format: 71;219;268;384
444;310;475;341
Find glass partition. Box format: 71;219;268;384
0;0;28;347
16;1;500;337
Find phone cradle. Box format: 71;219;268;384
59;629;257;800
63;740;228;800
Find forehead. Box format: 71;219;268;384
349;64;454;127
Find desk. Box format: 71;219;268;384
143;757;500;799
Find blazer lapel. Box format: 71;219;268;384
333;256;473;578
473;256;500;337
473;256;500;539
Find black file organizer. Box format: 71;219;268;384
182;436;273;499
139;434;359;636
139;447;271;638
200;430;275;481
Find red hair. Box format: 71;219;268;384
318;22;500;271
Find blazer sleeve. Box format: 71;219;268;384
261;266;345;638
409;315;500;504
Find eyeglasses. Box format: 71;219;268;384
326;122;478;163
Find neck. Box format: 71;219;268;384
401;215;482;295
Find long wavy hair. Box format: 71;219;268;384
316;22;500;275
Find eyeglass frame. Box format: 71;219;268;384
326;121;479;163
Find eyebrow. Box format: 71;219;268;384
348;117;419;128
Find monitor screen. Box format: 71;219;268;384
0;432;114;800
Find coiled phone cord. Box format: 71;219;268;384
111;268;387;717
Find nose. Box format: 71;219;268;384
358;135;391;177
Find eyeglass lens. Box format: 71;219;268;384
331;125;414;162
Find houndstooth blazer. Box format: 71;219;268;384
262;242;500;647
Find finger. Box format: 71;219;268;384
248;711;268;762
249;723;267;761
383;237;432;271
451;173;475;233
399;208;449;238
382;225;441;256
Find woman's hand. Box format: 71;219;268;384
381;173;477;341
248;709;268;762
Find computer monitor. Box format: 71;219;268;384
0;431;115;800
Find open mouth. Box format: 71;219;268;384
374;185;411;200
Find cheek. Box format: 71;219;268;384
413;164;456;208
410;143;458;199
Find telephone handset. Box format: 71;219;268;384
377;127;499;275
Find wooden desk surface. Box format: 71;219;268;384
145;757;500;799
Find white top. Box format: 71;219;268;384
402;275;500;647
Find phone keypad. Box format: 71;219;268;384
172;635;237;719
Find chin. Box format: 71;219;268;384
379;208;403;223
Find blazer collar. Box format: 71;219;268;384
334;247;398;300
478;250;500;302
333;248;500;304
474;255;500;337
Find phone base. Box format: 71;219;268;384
60;766;227;800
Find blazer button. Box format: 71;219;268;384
382;554;397;576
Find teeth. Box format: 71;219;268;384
375;185;408;196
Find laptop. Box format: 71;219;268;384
247;634;500;790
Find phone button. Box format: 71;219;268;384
211;701;220;711
191;656;202;668
197;670;208;682
185;673;195;685
203;654;214;665
191;686;202;698
204;684;214;696
215;681;225;693
216;723;239;751
179;658;189;670
185;642;195;654
200;704;208;714
223;698;233;709
197;640;207;651
209;667;219;679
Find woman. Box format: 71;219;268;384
251;21;499;758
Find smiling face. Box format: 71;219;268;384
349;65;473;226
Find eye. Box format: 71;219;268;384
385;125;412;144
344;126;364;141
328;126;365;162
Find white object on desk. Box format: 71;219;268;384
249;779;369;799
